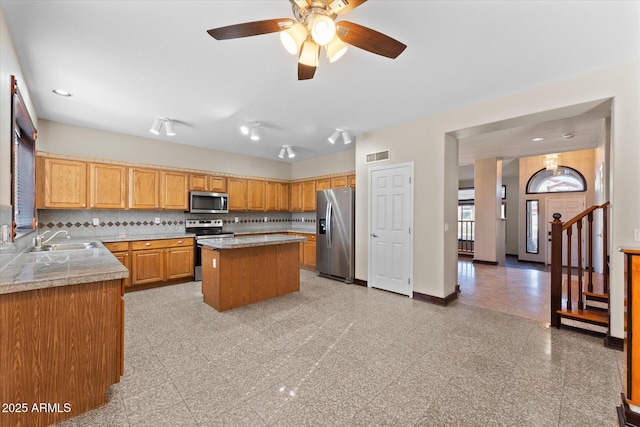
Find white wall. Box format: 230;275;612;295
356;61;639;340
0;5;38;206
290;149;355;180
37;120;292;180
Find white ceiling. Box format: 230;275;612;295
2;1;638;163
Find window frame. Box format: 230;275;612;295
525;166;587;195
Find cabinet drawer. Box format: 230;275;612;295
131;238;193;251
306;234;316;242
104;241;131;252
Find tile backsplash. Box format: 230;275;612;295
37;209;316;239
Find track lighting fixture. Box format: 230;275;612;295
278;147;286;159
278;145;295;159
250;125;260;141
328;128;351;144
286;146;295;158
240;122;260;141
149;118;176;136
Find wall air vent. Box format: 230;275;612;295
365;149;390;164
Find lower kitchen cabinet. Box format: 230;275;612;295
289;232;316;270
107;238;194;289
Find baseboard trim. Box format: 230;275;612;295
413;290;458;306
353;278;367;287
605;334;624;351
618;393;640;426
472;259;498;266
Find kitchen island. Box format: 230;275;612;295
0;239;127;427
199;234;306;311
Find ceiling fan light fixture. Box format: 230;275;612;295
299;39;320;67
341;130;351;144
326;37;348;63
328;130;341;144
278;147;286;159
286;146;295;158
280;23;307;55
310;15;336;46
149;118;162;135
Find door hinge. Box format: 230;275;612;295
409;177;412;184
408;278;410;285
409;227;411;234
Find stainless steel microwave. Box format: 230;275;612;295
189;191;229;214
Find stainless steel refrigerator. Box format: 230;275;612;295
316;187;355;283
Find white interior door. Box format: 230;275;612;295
546;195;586;265
369;163;413;296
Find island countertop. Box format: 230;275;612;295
198;233;307;250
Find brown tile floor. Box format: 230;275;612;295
56;269;623;426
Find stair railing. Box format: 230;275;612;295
550;202;610;328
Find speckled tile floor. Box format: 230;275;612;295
55;269;623;426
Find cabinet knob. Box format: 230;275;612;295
178;240;183;244
124;253;128;257
82;204;86;207
162;205;166;209
145;243;151;246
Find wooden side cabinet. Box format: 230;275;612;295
620;249;640;426
290;182;302;212
302;180;316;212
247;180;266;211
104;241;131;289
228;178;248;211
160;171;188;210
37;157;88;209
89;163;127;209
166;246;194;280
129;167;160;210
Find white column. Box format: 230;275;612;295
474;157;504;265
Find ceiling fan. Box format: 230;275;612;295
207;0;407;80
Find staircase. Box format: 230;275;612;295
550;202;610;335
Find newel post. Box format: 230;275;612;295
550;213;563;327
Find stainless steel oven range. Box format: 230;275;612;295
185;219;234;281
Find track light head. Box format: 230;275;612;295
341;130;351;144
250;125;260;141
164;120;175;136
328;130;341;144
286;146;295;158
278;147;286;159
149;118;162;135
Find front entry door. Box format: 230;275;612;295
369;163;413;296
546;195;586;265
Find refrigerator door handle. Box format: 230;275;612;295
326;202;333;249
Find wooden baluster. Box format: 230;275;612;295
587;211;594;292
566;225;573;310
550;213;563;327
603;205;609;294
577;218;584;310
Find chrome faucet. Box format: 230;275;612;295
35;230;71;248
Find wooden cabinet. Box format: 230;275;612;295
129;167;160;210
90;163;127;209
289;232;316;269
130;238;194;287
302;180;316;212
160;171;188;210
330;176;348;188
189;173;209;191
278;182;290;211
247;180;266;211
290;182;302;212
37;157;87;209
316;178;331;191
228;178;248;211
265;181;278;211
348;174;356;188
210;176;227;193
104;241;132;288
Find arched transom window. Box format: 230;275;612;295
526;166;586;194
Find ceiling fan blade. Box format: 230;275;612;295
298;63;316;80
333;0;368;15
337;21;406;59
207;19;294;40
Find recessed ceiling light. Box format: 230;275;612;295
52;89;71;97
531;137;544;142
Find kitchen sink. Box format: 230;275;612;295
32;241;100;252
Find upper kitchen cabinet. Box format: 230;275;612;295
330;176;347;188
160;171;188;210
247;180;266;211
265;181;278;211
37;157;88;209
302;180;316;212
129;167;160;210
278;182;290;212
89;163;127;209
228;178;248;211
290;182;302;212
189;173;208;191
316;178;331;191
348;174;356;188
210;176;227;193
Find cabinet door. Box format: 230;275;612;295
316;178;331;191
89;163;127;209
209;176;227;193
247;180;266;211
228;178;248;211
129;168;160;210
278;183;290;212
131;249;164;284
39;157;88;209
303;240;316;269
348;174;356;188
265;181;278;211
290;182;302;212
165;246;194;280
302;180;316;212
189;174;209;191
330;176;348;188
161;171;188;210
113;251;131;288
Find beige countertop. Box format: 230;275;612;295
198;234;307;249
0;238;128;295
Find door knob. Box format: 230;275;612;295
371;233;378;238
